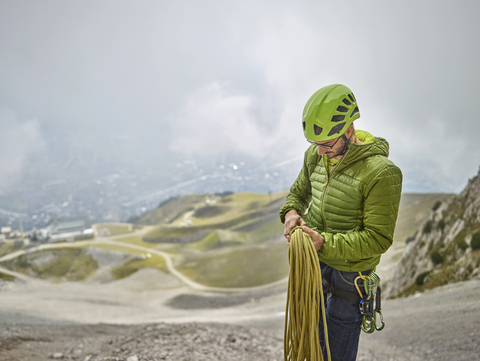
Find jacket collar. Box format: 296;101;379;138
340;130;389;167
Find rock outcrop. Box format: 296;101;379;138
385;167;480;298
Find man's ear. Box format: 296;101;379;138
345;124;355;137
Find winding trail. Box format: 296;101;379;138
0;236;287;293
0;266;34;282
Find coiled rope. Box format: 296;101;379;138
284;227;331;361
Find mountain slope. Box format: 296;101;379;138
140;191;287;244
1;187;460;290
385;167;480;298
135;191;289;287
136;189;449;288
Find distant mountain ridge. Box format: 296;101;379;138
385;167;480;298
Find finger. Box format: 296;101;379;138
302;225;316;237
302;225;311;233
285;222;296;236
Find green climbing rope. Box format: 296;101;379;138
284;227;331;361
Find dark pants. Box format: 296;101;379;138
318;262;371;361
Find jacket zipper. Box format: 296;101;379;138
320;154;346;231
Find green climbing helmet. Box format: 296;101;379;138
302;84;360;142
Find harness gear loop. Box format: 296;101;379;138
322;278;362;305
357;270;385;333
284;226;331;361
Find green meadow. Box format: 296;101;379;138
0;190;447;289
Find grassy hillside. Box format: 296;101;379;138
93;223;137;236
177;242;289;288
132;191;289;287
3;248;98;281
140;191;450;246
393;193;453;243
128;190;451;288
0;190;453;289
135;194;208;225
376;193;452;279
141;191;287;244
1;242;168;282
0;241;25;258
131;191;449;288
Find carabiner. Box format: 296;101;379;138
374;310;385;331
361;315;375;334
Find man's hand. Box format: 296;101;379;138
302;226;324;251
284;210;307;244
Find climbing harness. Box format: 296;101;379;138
355;270;385;333
318;266;386;334
284;227;331;361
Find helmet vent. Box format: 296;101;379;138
342;98;351;106
331;115;345;122
350;107;359;118
336;106;348;113
328;122;346;136
348;94;355;102
314;124;323;136
302;121;306;131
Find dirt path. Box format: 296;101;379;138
0;237;288;292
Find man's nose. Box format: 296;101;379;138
317;146;327;155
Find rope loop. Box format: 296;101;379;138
284;227;330;361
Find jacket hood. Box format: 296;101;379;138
341;129;389;166
304;130;390;170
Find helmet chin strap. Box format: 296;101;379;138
340;134;351;155
329;134;351;157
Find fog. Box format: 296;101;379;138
1;0;479;227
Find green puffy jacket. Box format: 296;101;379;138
280;130;402;272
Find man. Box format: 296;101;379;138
280;84;402;361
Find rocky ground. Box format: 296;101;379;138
1;255;480;361
0;322;284;361
1;278;480;361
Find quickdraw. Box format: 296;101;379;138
355;270;385;333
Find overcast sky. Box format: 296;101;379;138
1;0;479;193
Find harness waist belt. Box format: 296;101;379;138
322;278;362;305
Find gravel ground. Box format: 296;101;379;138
358;279;480;361
1;277;479;361
0;323;283;361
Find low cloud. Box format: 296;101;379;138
169;82;278;157
0;109;46;188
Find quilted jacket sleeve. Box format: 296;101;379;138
319;164;403;261
279;149;314;223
